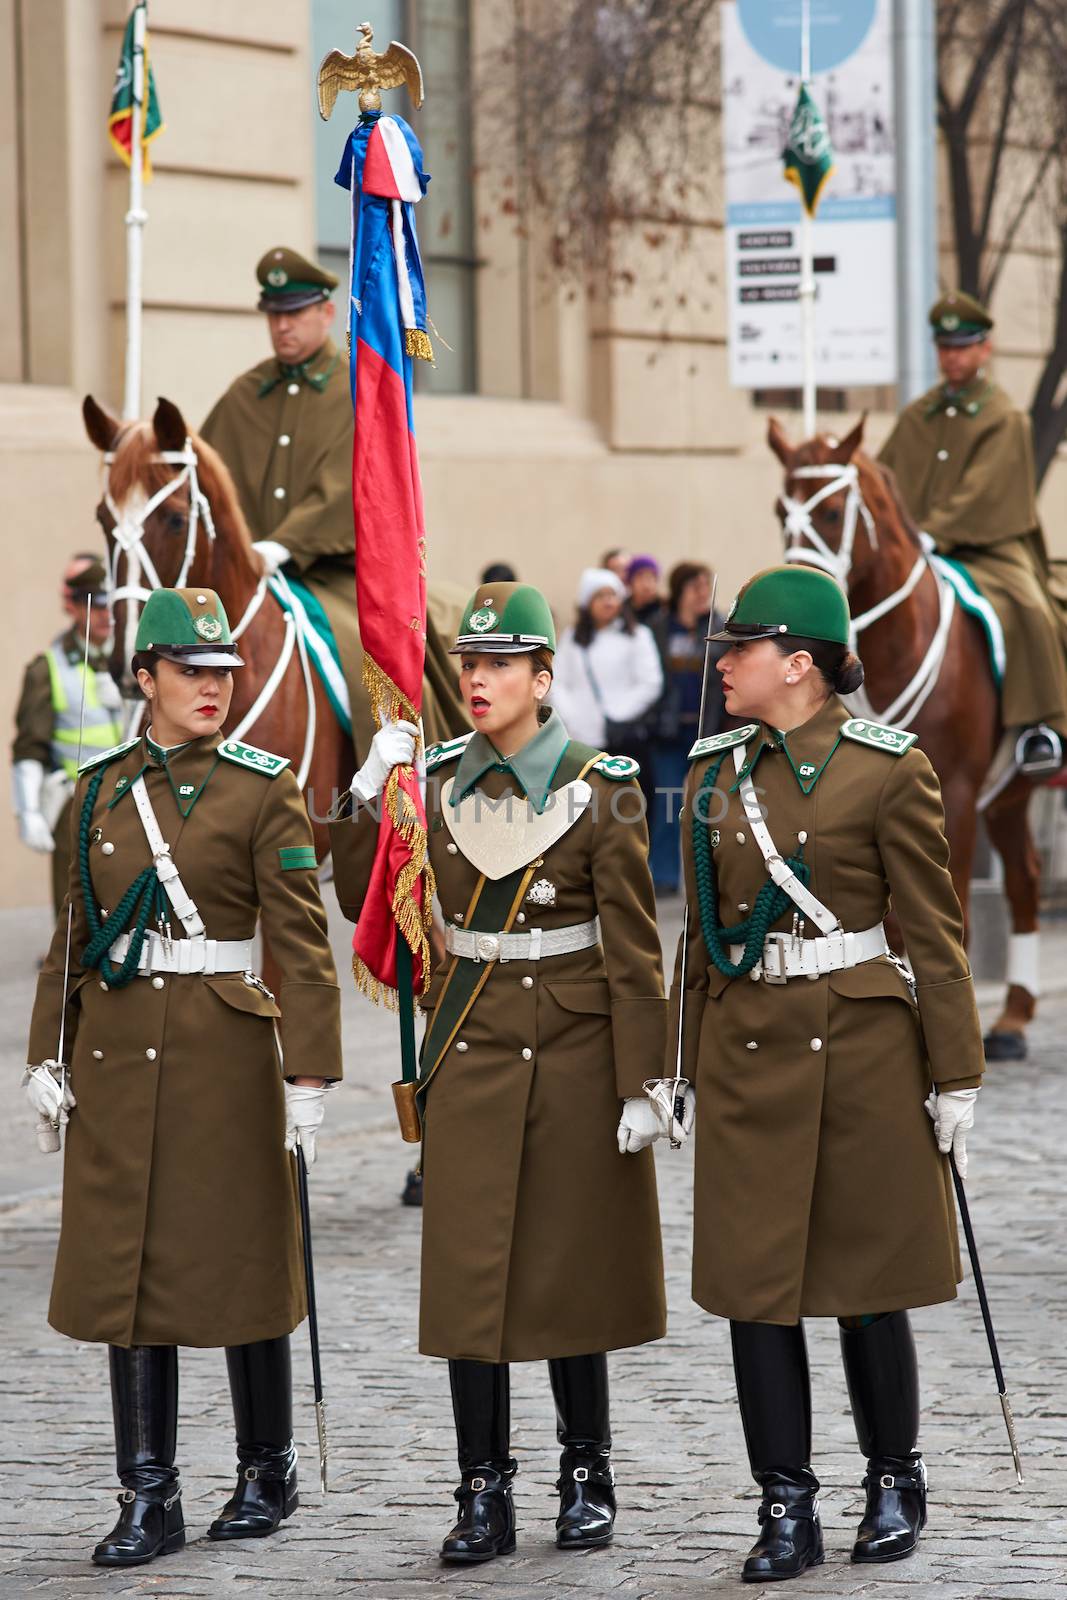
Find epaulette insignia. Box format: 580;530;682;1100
425;732;473;772
840;717;917;756
593;753;640;780
688;724;758;762
218;738;291;777
79;737;140;775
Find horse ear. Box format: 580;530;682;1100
767;416;794;467
829;413;867;463
82;395;122;453
152;397;189;454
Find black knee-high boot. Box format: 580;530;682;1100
209;1337;297;1540
92;1345;184;1568
839;1312;926;1563
548;1354;616;1550
731;1321;823;1584
440;1359;516;1564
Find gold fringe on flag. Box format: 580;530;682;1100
405;326;435;365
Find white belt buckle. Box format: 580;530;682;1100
761;933;789;984
475;933;500;963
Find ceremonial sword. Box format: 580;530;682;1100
295;1143;329;1492
950;1152;1024;1484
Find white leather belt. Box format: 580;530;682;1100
730;924;889;984
444;918;599;964
110;931;254;976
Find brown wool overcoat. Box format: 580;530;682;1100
27;732;342;1348
879;377;1067;732
671;697;984;1326
330;718;667;1363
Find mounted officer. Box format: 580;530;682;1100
200;245;466;751
879;290;1067;773
24;587;341;1569
12;555;122;915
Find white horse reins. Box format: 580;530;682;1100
102;440;319;788
780;462;956;729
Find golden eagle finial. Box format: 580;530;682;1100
317;21;424;120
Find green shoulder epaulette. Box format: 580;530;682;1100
79;737;140;776
688;724;758;762
840;717;917;756
425;732;473;773
592;752;640;780
218;738;291;777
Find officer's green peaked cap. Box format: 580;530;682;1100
929;289;993;346
710;565;850;647
449;581;557;655
135;588;244;666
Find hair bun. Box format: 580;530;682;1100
834;651;865;694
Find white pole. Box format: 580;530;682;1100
122;1;147;421
894;0;937;404
799;0;817;437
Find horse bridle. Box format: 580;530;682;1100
778;460;955;728
103;439;217;682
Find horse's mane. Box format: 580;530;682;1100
107;420;258;563
869;454;923;552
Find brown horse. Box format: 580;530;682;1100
83;395;356;857
768;415;1040;1060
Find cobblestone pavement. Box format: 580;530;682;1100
0;902;1065;1599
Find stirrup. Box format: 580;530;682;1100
1015;724;1063;775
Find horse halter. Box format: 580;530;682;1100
103;439;217;678
779;462;878;587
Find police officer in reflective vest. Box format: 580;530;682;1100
12;555;122;914
665;565;984;1583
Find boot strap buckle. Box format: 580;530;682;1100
879;1473;895;1490
572;1466;589;1482
118;1488;136;1504
244;1466;260;1482
164;1488;182;1510
469;1476;487;1492
769;1502;786;1519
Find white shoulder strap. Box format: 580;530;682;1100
732;745;840;936
130;776;206;940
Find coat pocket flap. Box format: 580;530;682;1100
703;966;734;1000
543;979;612;1015
204;975;281;1018
418;970;446;1014
829;959;916;1006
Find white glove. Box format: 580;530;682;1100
351;720;419;803
24;1063;76;1154
253;539;291;576
12;760;54;852
924;1086;979;1178
284;1081;326;1165
644;1078;696;1146
617;1096;669;1155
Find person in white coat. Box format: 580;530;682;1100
550;570;664;762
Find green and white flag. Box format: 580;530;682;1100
108;3;164;178
783;82;834;216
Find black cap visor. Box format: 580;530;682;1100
144;643;244;669
707;621;791;643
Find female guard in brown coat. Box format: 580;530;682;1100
667;565;984;1583
329;581;667;1564
25;588;341;1569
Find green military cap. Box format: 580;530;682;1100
710;564;850;647
135;587;244;667
64;553;109;607
449;582;557;655
256;246;339;313
929;290;993;347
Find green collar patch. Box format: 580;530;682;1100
840;717;917;756
78;736;141;776
453;711;569;816
217;738;291;777
925;377;993;419
689;725;758;762
258;344;341;399
425;732;474;773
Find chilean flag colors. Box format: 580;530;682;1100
335;112;435;1001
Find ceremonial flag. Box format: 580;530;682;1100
108;2;164;177
335;111;435;1003
783;82;834;216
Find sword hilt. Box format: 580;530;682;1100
999;1391;1024;1486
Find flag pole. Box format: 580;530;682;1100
799;0;817;437
122;0;147;421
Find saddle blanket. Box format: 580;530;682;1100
931;553;1006;686
269;573;353;736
